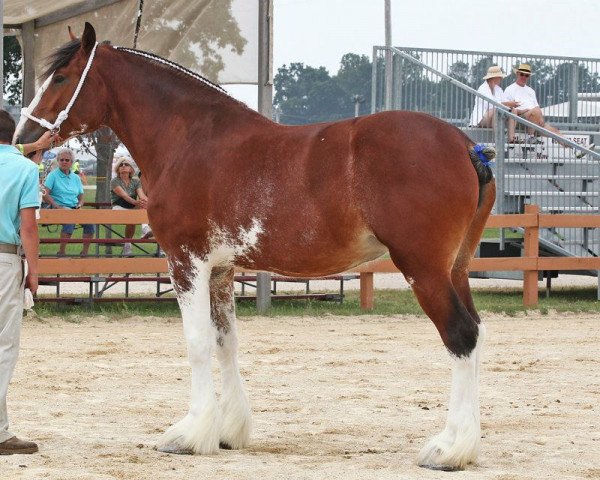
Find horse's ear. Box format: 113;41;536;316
81;22;96;55
68;26;78;42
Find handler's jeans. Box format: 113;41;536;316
0;252;24;442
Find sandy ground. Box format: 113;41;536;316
3;312;599;480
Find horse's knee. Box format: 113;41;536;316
430;290;479;357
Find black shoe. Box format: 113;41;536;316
0;436;39;455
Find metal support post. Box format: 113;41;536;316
21;21;36;106
568;61;579;125
393;54;403;110
256;0;273;313
370;46;378;114
494;108;507;249
384;0;392;110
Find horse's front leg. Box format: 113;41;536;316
211;267;252;449
157;255;221;455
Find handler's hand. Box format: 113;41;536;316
26;272;38;295
34;131;62;150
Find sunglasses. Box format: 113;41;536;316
58;158;72;162
119;163;131;167
518;72;531;78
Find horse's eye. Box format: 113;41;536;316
53;75;66;85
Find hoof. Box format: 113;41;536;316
417;435;477;472
156;408;222;455
156;442;194;455
219;442;232;450
419;461;462;472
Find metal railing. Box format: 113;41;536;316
372;46;600;130
372;46;600;260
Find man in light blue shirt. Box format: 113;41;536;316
43;148;94;256
0;109;40;455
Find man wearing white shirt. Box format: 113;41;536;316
470;65;518;128
504;63;563;142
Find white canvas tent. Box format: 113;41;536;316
2;0;266;105
542;93;600;121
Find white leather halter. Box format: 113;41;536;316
20;42;99;133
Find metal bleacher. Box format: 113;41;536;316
498;136;599;272
372;46;600;280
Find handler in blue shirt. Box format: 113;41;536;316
0;109;40;455
43;148;94;256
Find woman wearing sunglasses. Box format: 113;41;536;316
111;156;148;256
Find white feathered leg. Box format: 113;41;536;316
211;267;252;449
157;262;222;455
216;318;252;449
417;323;485;470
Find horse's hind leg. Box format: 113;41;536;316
392;253;483;471
157;256;221;455
411;182;494;469
452;181;496;322
211;267;252;450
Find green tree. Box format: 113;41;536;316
470;56;495;88
274;63;331;124
3;36;22;105
335;53;372;115
274;54;373;124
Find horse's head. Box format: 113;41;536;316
15;22;107;145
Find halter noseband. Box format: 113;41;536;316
20;42;99;134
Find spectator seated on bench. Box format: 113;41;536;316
43;148;94;257
111;157;148;257
469;65;519;129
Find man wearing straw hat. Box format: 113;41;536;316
504;63;563;142
470;65;519;128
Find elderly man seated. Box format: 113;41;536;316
43;148;94;256
504;63;564;143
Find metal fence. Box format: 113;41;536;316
372;46;600;260
372;46;600;130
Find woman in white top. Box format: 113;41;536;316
470;65;518;128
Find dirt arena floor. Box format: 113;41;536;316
4;312;599;480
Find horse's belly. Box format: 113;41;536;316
238;229;389;277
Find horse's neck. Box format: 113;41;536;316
102;51;267;180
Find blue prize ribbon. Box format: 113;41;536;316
473;143;492;166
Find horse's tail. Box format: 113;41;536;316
447;144;497;324
468;143;495;186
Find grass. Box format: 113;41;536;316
31;285;600;319
482;227;523;240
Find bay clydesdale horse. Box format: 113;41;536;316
16;23;496;471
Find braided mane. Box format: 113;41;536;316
43;40;228;98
